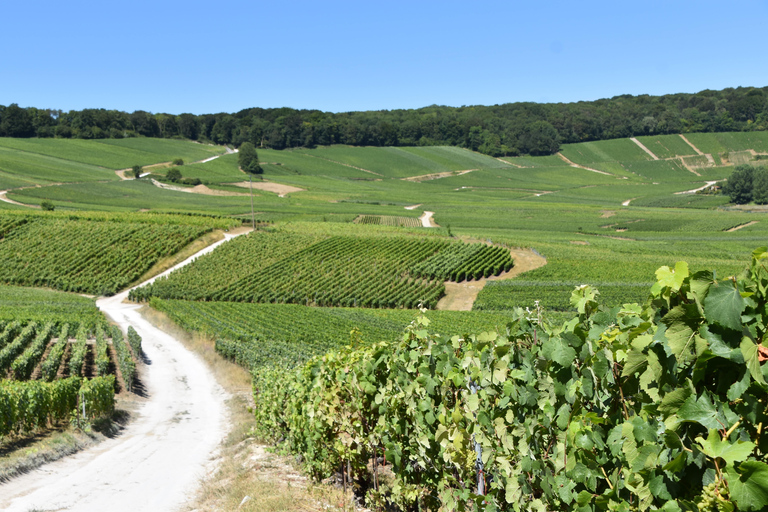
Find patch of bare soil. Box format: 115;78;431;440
630;137;659;160
191;184;248;196
419;211;438;227
436;248;547;311
600;210;616;218
570;241;590;245
615;228;628;232
556;153;613;175
404;204;422;210
402;169;477;182
727;221;759;232
231;181;305;197
0;190;38;209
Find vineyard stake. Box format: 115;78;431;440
249;174;255;230
469;380;485;496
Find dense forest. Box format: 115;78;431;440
1;86;766;156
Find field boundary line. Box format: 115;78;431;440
677;156;702;176
556;153;612;175
726;220;759;232
679;134;705;155
299;153;383;177
402;169;477;182
630;138;659;160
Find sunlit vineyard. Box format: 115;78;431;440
151;298;516;369
0;286;142;438
0;212;228;295
133;231;513;309
354;215;421;228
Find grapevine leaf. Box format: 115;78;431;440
741;337;767;386
695;429;754;466
656;261;689;291
700;325;744;363
726;461;768;511
541;337;576;367
466;393;479;413
622;350;648;378
678;392;724;430
661;305;702;365
704;280;745;332
688;270;714;305
658;385;692;416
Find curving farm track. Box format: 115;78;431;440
0;233;245;512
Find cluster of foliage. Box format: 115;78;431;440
355;215;422;228
149;298;516;370
252;249;768;511
238;141;262;173
132;232;513;309
722;164;768;204
0;213;212;295
2;86;766;156
0;374;115;438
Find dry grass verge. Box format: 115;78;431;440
140;308;357;511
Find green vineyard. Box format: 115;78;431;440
0;212;224;295
132;231;514;309
150;298;517;369
354;215;422;228
0;286;143;439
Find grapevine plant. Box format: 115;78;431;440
253;248;768;511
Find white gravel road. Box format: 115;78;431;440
0;232;245;512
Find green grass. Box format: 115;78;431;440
0;285;104;325
635;134;699;158
684;132;768;155
292;145;508;178
560;139;653;164
0;137;224;171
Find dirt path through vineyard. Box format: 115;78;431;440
437;247;547;311
0;231;247;512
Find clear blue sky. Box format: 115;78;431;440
3;0;767;115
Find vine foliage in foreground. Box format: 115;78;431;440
253;248;768;511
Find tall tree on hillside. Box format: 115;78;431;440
752;167;768;205
722;164;755;204
238;142;262;174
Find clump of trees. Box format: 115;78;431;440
722;164;768;204
1;85;767;157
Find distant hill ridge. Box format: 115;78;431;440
1;85;766;157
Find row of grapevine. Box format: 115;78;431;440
11;322;55;380
250;249;768;511
40;324;69;381
0;376;115;437
0;215;212;295
111;327;137;392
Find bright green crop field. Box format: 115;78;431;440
2;131;767;324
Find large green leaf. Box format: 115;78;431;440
704;280;745;332
678;392;724;430
661;305;702;365
726;461;768;511
656;261;689;292
696;429;754;466
741;337;767;386
541;337;576;367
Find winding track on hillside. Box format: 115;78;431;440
0;232;247;512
